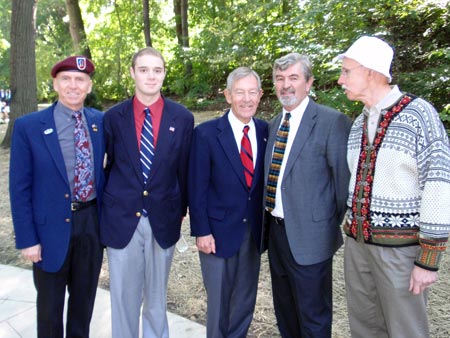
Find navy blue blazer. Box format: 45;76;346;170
9;102;105;272
100;97;194;249
188;111;268;258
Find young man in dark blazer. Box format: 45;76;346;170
263;53;351;338
10;56;104;338
101;47;194;338
189;67;268;338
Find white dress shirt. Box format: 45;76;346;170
228;109;258;167
270;96;309;218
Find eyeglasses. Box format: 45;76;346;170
340;65;364;77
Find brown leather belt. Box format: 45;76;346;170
71;198;97;212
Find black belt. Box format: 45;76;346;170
270;214;285;226
71;198;97;212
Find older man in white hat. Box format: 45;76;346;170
338;36;450;338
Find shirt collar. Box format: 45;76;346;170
228;109;255;130
363;85;403;117
133;95;164;114
283;96;309;118
56;100;83;118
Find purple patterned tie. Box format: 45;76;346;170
73;111;94;201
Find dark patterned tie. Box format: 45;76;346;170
140;107;155;184
266;112;291;211
140;107;154;216
73;111;94;201
240;125;253;189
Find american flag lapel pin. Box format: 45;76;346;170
169;126;175;132
92;124;98;132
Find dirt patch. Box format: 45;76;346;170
1;117;449;337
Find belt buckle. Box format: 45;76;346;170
71;202;77;212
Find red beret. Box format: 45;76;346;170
51;55;95;78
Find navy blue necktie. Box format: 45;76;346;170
140;107;155;184
140;107;154;216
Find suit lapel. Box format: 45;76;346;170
252;119;266;191
84;108;103;187
264;114;283;182
117;102;143;183
283;100;317;179
217;112;248;189
146;101;176;185
40;106;70;186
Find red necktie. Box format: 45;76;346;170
240;125;254;189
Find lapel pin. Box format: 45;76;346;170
92;124;98;132
169;126;175;132
44;128;54;135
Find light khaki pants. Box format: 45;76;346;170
344;237;429;338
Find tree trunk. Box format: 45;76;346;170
181;0;189;48
173;0;182;46
174;0;189;48
143;0;152;47
65;0;92;58
174;0;191;87
181;0;192;78
281;0;290;15
3;0;38;148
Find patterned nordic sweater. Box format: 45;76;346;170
345;93;450;271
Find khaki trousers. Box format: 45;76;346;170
344;237;429;338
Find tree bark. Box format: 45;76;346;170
143;0;152;47
174;0;189;48
174;0;182;46
65;0;92;58
181;0;189;48
3;0;38;148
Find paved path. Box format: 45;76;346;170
0;264;206;338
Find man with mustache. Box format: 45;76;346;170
263;53;351;337
338;36;450;338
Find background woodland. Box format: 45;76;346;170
0;0;449;146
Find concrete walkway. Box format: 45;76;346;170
0;264;206;338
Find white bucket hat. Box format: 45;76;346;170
338;36;394;83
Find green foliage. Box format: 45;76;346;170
2;0;448;129
35;0;73;101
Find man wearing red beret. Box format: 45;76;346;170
9;55;105;338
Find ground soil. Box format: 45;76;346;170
1;115;449;337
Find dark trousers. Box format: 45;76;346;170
268;217;333;338
33;204;103;338
200;225;261;338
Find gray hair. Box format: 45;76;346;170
273;53;313;81
131;47;166;69
226;67;262;91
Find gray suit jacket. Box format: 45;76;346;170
263;99;351;265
